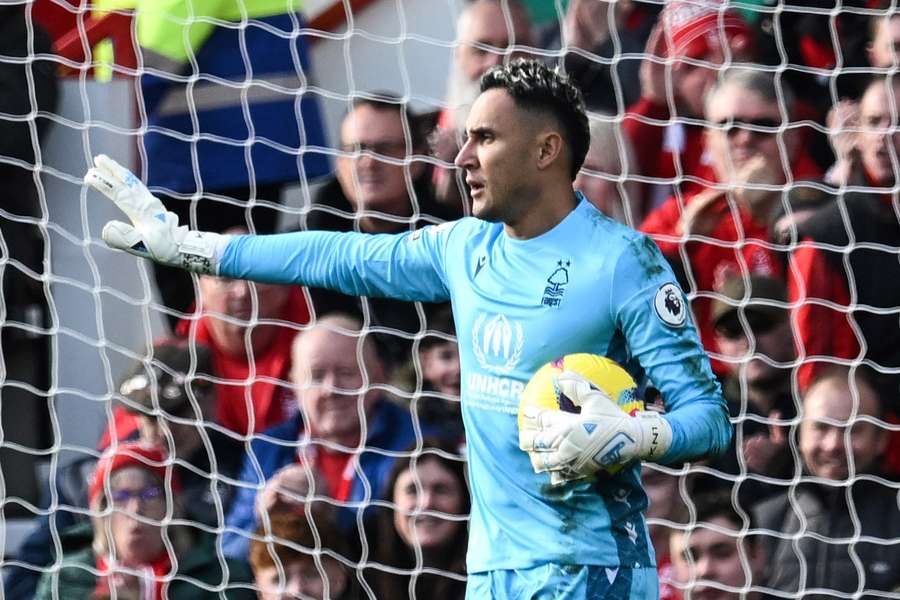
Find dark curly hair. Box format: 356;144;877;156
480;59;590;181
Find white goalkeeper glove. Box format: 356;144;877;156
519;371;672;484
85;154;228;274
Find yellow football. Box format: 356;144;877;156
518;353;643;474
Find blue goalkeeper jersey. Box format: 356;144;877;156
219;194;731;573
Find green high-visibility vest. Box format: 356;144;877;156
92;0;304;78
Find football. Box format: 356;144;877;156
517;353;643;474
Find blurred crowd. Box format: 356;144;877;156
4;0;900;598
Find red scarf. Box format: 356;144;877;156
176;286;310;436
94;552;171;600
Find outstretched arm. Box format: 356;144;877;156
86;155;453;303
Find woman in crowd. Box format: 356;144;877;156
34;443;253;599
366;440;470;599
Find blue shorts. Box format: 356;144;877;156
466;565;658;600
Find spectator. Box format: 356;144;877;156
712;276;794;416
222;314;421;559
670;491;766;600
640;69;795;371
642;464;685;600
790;74;900;396
754;368;900;594
700;275;795;503
752;0;871;173
104;268;309;441
442;0;534;132
250;511;357;600
868;12;900;70
6;340;246;600
433;0;534;208
305;96;457;371
575;114;644;225
553;0;653;113
33;443;254;599
623;0;757;207
365;441;469;600
393;306;464;443
135;1;330;329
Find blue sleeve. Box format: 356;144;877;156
221;456;260;560
611;234;732;464
218;226;454;303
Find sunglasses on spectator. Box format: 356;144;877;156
712;118;781;138
109;485;165;508
339;140;408;158
715;310;782;339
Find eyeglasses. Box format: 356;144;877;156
712;118;781;138
339;141;409;159
109;485;165;508
715;310;782;340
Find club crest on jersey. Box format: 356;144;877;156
654;283;686;328
541;260;570;307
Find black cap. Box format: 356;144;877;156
118;340;214;415
711;275;788;330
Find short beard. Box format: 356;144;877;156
445;65;482;130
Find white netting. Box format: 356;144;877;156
3;0;900;598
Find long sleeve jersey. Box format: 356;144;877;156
218;195;731;572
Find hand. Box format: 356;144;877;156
256;464;325;518
742;410;787;474
679;188;727;237
85;154;224;274
638;22;668;106
825;100;861;187
564;0;612;52
519;371;672;485
733;155;783;217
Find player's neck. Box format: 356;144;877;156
503;185;578;240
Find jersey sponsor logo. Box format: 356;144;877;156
541;260;570;307
472;313;524;374
654;282;686;328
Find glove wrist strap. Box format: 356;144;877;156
635;411;672;462
177;231;229;275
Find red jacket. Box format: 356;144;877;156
640;190;783;372
100;287;310;447
623;97;823;209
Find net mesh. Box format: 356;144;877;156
3;0;900;598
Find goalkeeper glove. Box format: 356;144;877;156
519;370;672;484
85;154;227;275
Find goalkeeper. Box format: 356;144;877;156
86;59;730;598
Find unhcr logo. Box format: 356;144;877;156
471;313;524;374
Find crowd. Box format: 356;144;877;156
5;0;900;598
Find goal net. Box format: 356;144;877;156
3;0;900;598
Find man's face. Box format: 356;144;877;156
336;104;421;217
574;149;627;221
869;16;900;69
255;558;347;600
799;381;887;480
858;80;900;186
705;85;788;186
670;516;763;600
456;2;532;83
455;88;541;224
672;48;724;119
292;328;383;445
420;340;461;398
714;310;794;389
197;277;291;350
